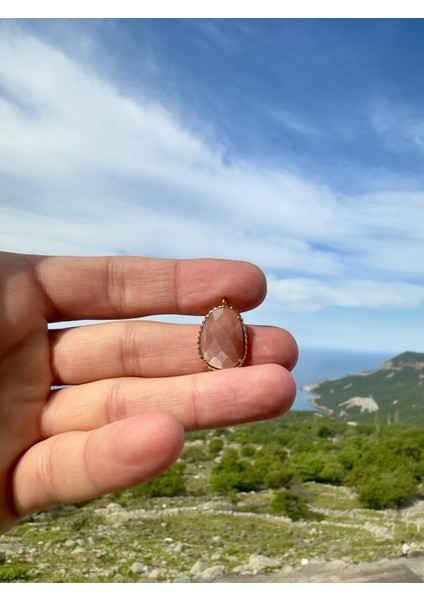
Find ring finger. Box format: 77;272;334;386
42;364;297;437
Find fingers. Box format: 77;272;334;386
50;321;299;384
13;413;185;517
41;364;296;437
28;255;267;321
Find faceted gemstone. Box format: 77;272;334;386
198;303;247;369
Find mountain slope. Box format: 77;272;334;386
304;351;424;426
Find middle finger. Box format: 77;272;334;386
50;320;298;384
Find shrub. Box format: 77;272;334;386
263;465;293;489
270;490;310;521
317;425;333;438
241;444;256;457
182;445;209;463
359;470;417;509
209;449;262;493
208;437;224;455
290;451;344;485
131;464;186;498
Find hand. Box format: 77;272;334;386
0;251;297;533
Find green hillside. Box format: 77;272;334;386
304;351;424;426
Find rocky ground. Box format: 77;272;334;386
211;555;424;583
1;483;424;583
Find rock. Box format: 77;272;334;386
232;564;251;575
281;565;294;574
87;536;100;545
146;568;162;580
171;542;183;553
130;562;147;575
248;553;280;572
201;565;225;580
190;560;207;575
326;559;348;570
105;511;130;527
106;502;123;512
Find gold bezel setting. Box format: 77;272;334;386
198;299;248;370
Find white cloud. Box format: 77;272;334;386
0;27;423;319
370;98;424;153
270;108;322;137
268;277;424;312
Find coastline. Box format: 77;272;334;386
309;395;334;415
292;347;395;414
300;383;334;415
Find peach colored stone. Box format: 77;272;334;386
199;305;247;369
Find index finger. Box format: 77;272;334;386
28;255;268;321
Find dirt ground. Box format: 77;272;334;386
211;555;424;583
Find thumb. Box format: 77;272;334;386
13;413;185;517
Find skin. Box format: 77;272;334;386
0;251;298;534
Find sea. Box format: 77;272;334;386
291;347;394;411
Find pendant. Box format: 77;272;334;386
198;299;248;370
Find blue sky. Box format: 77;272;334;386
0;18;423;354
